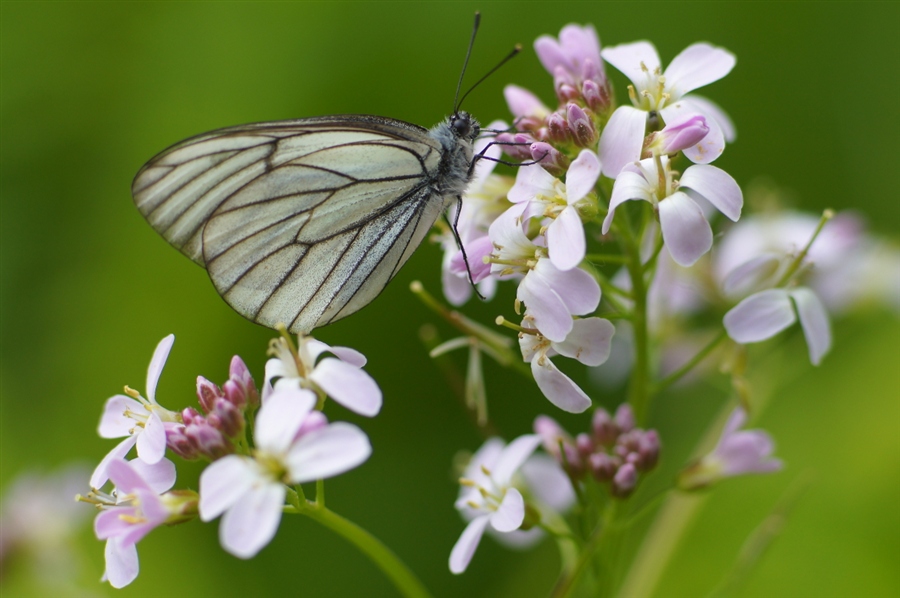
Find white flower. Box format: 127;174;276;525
602;157;743;267
724;287;831;365
520;316;615;413
92;335;180;489
599;41;736;177
264;334;381;417
449;435;542;574
199;389;370;558
508;150;601;271
489;207;601;342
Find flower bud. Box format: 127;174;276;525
582;79;610;113
211;398;245;438
611;463;638;498
181;406;201;426
546;112;570;143
614;404;635;433
165;422;200;460
228;356;259;408
575;433;594;459
185;419;232;460
530;142;569;176
196;376;223;413
496;132;533;161
650;115;709;155
592;408;618;446
637;429;660;471
567;103;596;147
589;452;617;482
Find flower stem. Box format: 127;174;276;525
620;208;651;423
301;503;433;598
651;329;728;395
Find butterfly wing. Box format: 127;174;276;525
133;116;450;333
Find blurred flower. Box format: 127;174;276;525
679;407;782;490
450;435;543;574
599;41;735;177
602;157;743;267
724;287;831;365
92;334;180;489
520;315;615;413
0;465;92;584
199;389;370;558
265;333;381;417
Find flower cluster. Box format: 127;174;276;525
535;405;659;498
82;332;378;587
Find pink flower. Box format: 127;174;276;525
264;333;381;417
449;435;542;574
598;41;736;177
602;157;743;267
199;388;370;558
520;316;615;413
508;150;601;271
91;335;180;489
94;458;179;588
534;24;608;107
679;407;782;489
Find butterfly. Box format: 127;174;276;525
132;14;518;334
132;112;481;334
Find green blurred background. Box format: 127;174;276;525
2;2;898;597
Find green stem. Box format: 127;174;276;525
553;502;618;598
620;209;651;423
652;330;728;394
297;503;433;598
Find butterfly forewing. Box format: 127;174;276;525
133;116;458;333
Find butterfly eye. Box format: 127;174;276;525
451;114;472;138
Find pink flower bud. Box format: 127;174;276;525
211;398;245;438
530;142;569;175
496;132;533;161
546;112;570;143
655;116;709;154
582;79;609;113
611;462;638;498
228;356;259;408
165;422;200;460
182;406;201;426
567;103;596;147
589;452;617;482
614;404;635;433
196;376;223;413
592;408;618;446
575;433;594;458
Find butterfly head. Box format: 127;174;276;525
449;111;480;143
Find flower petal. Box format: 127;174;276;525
559;24;602;72
145;334;174;405
533;259;601;316
554;317;615;366
598;106;647;179
658;191;713;267
659;103;724;164
679;164;742;221
98;395;147;439
91;436;137;489
664;43;736;97
682;95;736;142
602;168;654;234
255;388;316;452
723;289;796;343
722;254;781;298
547;207;586;271
219;482;286;559
518;272;573;342
492;435;541;485
199;456;258;521
135;412;166;464
285;422;371;483
565;150;601;202
126;458;177;495
490;487;525;532
310;357;382;417
104;537;139;589
601;41;661;89
449;515;490;574
531;357;592;413
789;287;831;365
504;84;550;119
520;454;575;512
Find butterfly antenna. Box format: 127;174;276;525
453;12;481;114
456;44;522;112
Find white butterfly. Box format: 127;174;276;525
132;112;481;334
